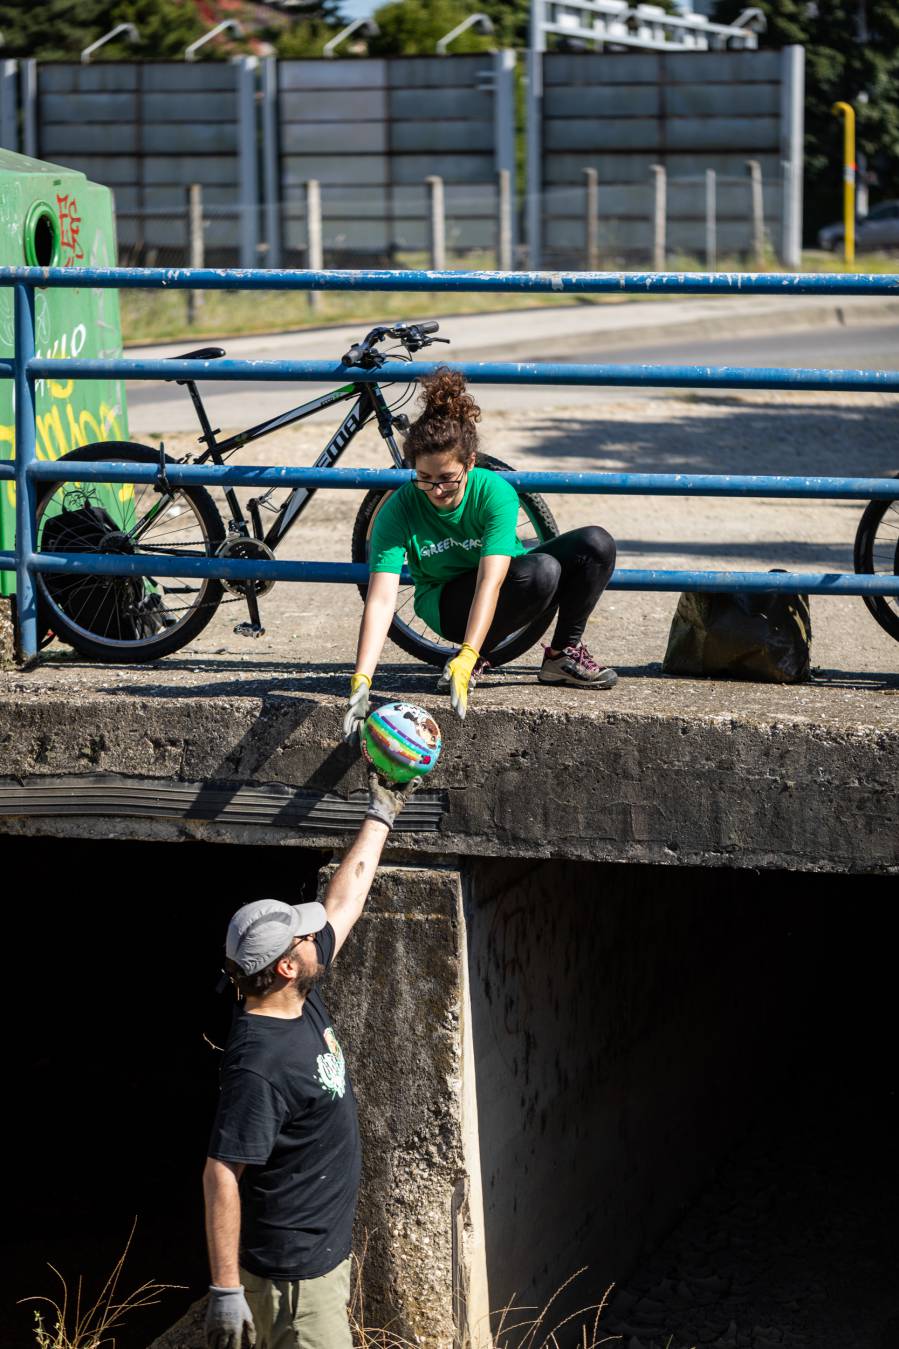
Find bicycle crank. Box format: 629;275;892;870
216;536;277;597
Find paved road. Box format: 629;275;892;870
126;318;899;434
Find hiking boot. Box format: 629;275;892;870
538;642;617;689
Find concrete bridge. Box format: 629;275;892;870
2;655;896;1347
3;295;899;1347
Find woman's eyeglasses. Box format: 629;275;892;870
414;469;466;492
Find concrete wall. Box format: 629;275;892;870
319;860;489;1347
1;693;895;875
464;856;800;1334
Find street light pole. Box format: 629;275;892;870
831;101;856;266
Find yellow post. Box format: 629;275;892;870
831;101;856;266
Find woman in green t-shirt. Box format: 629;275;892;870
344;369;617;733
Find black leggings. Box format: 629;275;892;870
438;525;616;658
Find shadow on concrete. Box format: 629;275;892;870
509;397;899;477
615;538;856;564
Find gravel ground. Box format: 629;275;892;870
21;388;899;698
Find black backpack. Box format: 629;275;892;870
662;574;812;683
39;504;170;642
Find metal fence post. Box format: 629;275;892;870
497;168;513;271
584;167;599;271
0;60;19;153
705;168;717;272
13;282;38;663
23;59;38;158
746;159;765;267
779;44;805;268
305;179;323;313
235;55;259;269
187;184;204;325
427;175;446;271
261;55;282;270
493;49;517;258
651;164;666;270
525;44;544;268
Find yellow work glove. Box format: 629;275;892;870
441;643;479;721
343;672;372;742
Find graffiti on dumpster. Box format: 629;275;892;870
1;214;126;510
57;194;84;266
1;311;125;509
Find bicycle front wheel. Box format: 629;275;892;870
36;442;226;662
351;454;560;668
853;475;899;642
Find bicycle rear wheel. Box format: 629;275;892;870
853;476;899;642
351;454;559;668
36;442;226;662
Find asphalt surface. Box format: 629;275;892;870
125;317;899;432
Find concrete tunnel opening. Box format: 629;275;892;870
6;835;898;1347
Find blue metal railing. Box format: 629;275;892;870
2;265;898;664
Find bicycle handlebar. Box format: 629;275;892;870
340;320;446;369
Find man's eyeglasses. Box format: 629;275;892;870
414;468;466;492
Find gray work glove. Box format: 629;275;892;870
365;769;421;830
205;1285;257;1349
343;672;372;743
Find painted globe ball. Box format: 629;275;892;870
361;702;442;784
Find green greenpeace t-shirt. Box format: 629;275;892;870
369;467;526;634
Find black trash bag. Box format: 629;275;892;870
662;573;812;683
39;504;170;641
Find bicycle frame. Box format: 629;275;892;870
181;374;406;553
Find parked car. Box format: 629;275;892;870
817;199;899;251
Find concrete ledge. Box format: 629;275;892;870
0;686;895;873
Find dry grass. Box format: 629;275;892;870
20;1221;184;1349
349;1249;621;1349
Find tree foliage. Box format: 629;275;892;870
366;0;500;58
0;0;204;60
712;0;899;237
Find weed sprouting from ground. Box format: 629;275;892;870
20;1220;184;1349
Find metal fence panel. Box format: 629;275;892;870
535;48;803;267
30;59;258;266
276;53;514;266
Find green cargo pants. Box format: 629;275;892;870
240;1258;352;1349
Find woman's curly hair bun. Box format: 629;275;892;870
403;366;482;464
419;367;481;426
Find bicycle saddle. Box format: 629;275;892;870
167;346;226;361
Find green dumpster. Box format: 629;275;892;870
0;149;128;597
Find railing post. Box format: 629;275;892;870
427;175;446;271
305;179;323;313
651;164;666;270
187;184;204;325
497;168;513;271
584;167;599;271
13;282;38;663
705;168;717;272
746;159;765;267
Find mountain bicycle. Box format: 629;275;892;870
34;320;559;664
854;476;899;642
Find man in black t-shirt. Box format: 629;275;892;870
203;774;414;1349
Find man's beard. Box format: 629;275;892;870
293;962;325;997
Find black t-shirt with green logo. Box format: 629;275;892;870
207;923;361;1280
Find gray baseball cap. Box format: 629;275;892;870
226;898;327;975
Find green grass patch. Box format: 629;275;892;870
120;251;899;347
